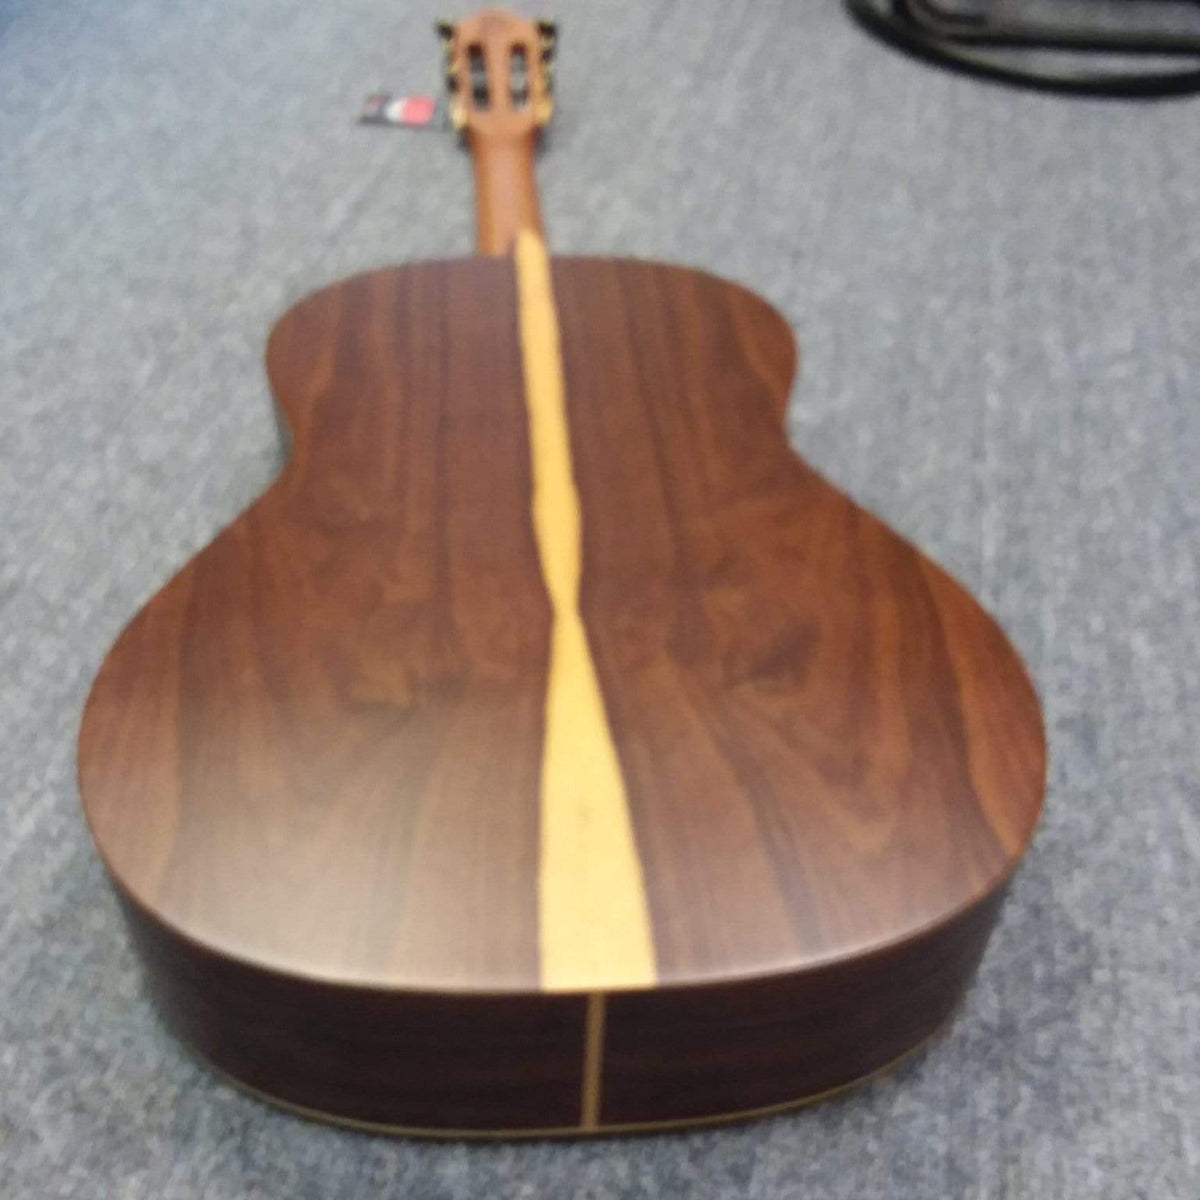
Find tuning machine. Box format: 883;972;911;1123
537;18;557;79
537;17;557;113
435;18;467;129
436;18;457;89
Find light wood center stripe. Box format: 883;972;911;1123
514;230;657;993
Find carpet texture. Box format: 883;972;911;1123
2;2;1198;1197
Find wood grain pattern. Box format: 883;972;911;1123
78;254;1045;1134
553;257;1045;985
82;259;552;991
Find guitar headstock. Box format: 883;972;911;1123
438;10;556;137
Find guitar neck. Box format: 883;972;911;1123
468;128;543;255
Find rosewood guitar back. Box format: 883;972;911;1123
79;255;1045;1134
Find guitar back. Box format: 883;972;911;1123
79;254;1044;1134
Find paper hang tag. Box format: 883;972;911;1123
360;91;444;129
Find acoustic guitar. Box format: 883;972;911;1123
78;10;1045;1136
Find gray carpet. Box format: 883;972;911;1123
2;1;1198;1196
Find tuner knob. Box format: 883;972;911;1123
435;18;454;42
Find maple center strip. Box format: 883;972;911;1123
514;230;656;997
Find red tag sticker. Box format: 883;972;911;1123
360;91;443;129
392;95;437;126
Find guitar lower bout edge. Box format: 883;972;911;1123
118;878;1010;1136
